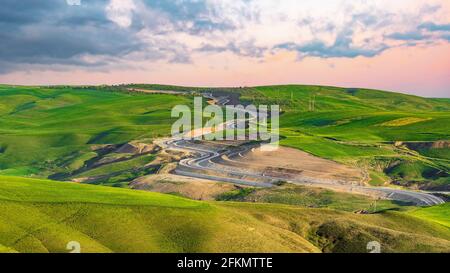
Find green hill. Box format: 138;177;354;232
129;84;449;189
222;85;449;189
0;85;191;178
0;176;449;253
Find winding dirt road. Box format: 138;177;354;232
156;91;445;206
162;138;445;206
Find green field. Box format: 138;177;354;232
0;176;449;253
0;85;190;178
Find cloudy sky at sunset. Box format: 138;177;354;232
0;0;449;97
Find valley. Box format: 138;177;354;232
0;84;448;253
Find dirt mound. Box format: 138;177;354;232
90;144;120;155
115;142;157;154
404;140;450;150
263;167;303;179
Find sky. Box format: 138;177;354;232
0;0;449;97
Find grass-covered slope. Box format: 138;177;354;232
216;184;408;212
237;85;449;148
228;85;449;189
409;203;450;228
0;176;318;253
133;84;449;189
0;84;448;189
0;85;190;177
0;176;449;253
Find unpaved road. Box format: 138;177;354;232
153;91;445;206
162;138;445;206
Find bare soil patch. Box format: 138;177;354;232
231;146;364;184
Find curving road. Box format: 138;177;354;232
161;92;445;207
164;138;445;206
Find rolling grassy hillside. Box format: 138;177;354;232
1;84;448;189
237;85;449;150
0;84;448;253
129;84;449;189
0;176;449;253
229;85;449;189
0;84;448;190
0;85;191;178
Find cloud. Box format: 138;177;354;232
419;22;450;32
0;0;449;74
273;7;395;59
106;0;136;28
386;31;430;41
139;0;238;34
198;41;266;58
276;29;388;59
270;2;449;60
0;0;194;73
386;22;450;43
0;0;148;72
